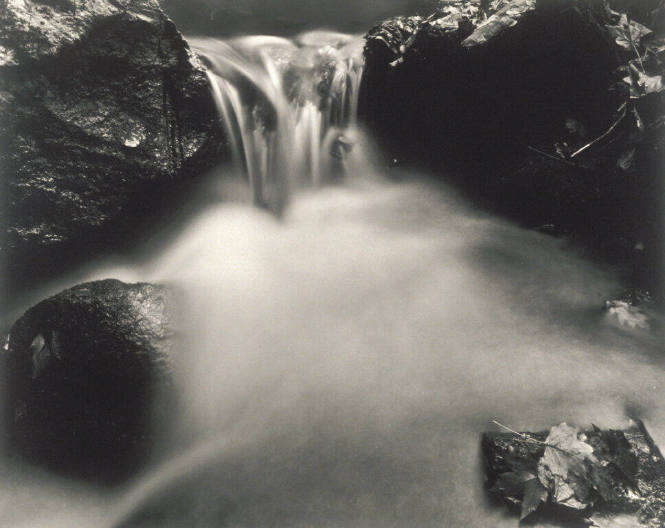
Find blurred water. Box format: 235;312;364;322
192;32;366;211
2;20;664;528
3;176;664;528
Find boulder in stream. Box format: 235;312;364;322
0;0;226;293
2;279;178;483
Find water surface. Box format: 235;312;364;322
3;176;663;528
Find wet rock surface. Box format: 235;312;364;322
2;279;178;483
0;0;226;293
360;0;665;302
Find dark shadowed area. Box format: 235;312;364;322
162;0;438;36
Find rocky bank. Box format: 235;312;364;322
0;0;226;294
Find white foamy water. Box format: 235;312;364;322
2;177;663;528
192;31;366;211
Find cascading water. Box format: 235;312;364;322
192;31;366;211
2;31;665;528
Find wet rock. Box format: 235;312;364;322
363;15;425;67
361;0;622;170
2;279;178;483
461;0;536;48
603;290;662;334
483;421;665;526
604;299;651;330
0;0;226;292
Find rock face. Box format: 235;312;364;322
0;0;226;292
2;279;178;482
360;0;664;301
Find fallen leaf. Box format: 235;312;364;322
607;15;653;50
521;477;549;520
491;470;536;503
537;423;598;510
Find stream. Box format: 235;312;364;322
1;26;664;528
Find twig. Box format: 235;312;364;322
492;420;549;445
526;146;580;167
491;420;574;455
625;15;647;74
631;41;647;74
570;102;628;159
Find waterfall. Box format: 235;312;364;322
192;31;366;212
4;27;665;528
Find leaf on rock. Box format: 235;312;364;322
484;421;665;526
491;470;537;503
637;72;664;95
621;63;664;99
645;37;665;57
537;423;598;510
607;15;653;50
461;0;536;48
521;477;549;520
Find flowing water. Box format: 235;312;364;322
2;31;665;528
193;32;366;211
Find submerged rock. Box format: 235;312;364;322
483;421;665;526
2;279;178;482
0;0;226;292
360;0;664;302
604;299;652;330
602;290;662;334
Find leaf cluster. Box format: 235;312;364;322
487;422;641;524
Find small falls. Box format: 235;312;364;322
2;28;665;528
192;31;366;211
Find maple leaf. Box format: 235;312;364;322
537;423;598;510
607;15;652;51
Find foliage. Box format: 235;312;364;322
484;421;665;526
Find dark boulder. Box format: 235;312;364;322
2;279;178;483
0;0;226;294
361;0;623;170
360;0;664;302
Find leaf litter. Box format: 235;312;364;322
483;420;665;526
